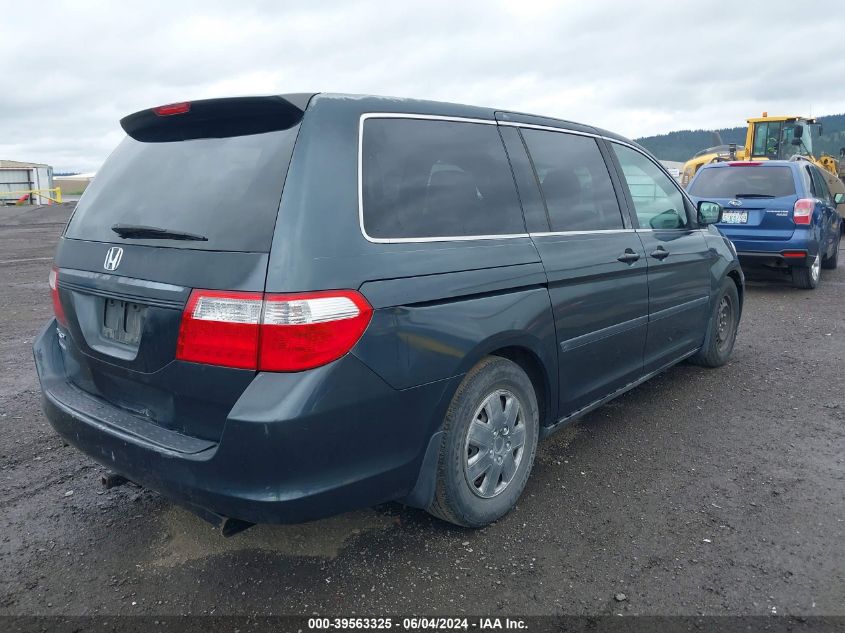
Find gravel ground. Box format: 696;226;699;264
0;204;843;618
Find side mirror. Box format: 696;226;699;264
697;201;723;226
835;193;845;205
840;147;845;158
793;124;804;139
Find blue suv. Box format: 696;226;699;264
688;159;842;289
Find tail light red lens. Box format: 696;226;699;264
793;198;814;225
176;289;372;371
48;266;67;326
728;161;761;166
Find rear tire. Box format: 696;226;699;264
821;234;840;270
427;356;539;528
792;254;821;289
689;277;740;368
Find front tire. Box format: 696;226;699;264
689;277;740;368
792;254;821;289
427;356;539;528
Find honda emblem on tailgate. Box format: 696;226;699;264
103;246;123;271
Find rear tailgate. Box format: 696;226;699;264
52;96;308;443
689;164;798;242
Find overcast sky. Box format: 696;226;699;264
2;0;844;172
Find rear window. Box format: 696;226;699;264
689;165;796;198
65;127;299;252
361;118;524;239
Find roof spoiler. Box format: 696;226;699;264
120;94;314;142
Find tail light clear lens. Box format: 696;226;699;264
176;289;372;371
48;266;67;326
793;198;814;225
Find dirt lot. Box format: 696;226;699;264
0;204;843;618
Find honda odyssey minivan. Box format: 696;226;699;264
34;94;743;531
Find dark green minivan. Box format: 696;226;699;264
34;94;742;531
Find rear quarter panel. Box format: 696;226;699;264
266;95;560;430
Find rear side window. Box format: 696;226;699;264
808;167;831;203
689;166;796;198
361;118;524;239
521;129;624;232
65;127;299;252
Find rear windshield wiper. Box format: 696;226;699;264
734;193;775;199
111;224;208;241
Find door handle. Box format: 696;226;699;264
617;249;640;264
650;247;670;260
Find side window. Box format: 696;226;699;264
803;166;816;196
361;118;524;239
611;143;689;230
521;129;624;232
809;167;831;203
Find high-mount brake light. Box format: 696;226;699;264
793;198;814;225
48;266;67;326
176;289;373;371
153;102;191;116
728;162;761;166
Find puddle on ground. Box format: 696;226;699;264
151;505;395;567
535;425;579;465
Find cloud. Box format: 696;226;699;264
2;0;844;171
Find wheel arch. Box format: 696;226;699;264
402;334;557;511
726;267;744;317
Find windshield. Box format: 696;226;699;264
689;166;796;198
751;120;814;160
65;126;300;252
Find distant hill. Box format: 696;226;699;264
636;113;845;163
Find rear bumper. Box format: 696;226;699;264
33;320;455;524
731;233;818;269
737;250;814;269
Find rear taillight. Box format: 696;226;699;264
48;266;67;326
793;198;815;225
260;291;373;371
176;289;372;372
728;162;761;166
176;291;263;369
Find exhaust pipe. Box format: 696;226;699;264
101;472;130;489
183;502;255;537
100;473;254;537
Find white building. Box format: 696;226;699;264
0;160;54;204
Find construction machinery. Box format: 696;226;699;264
681;113;845;219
